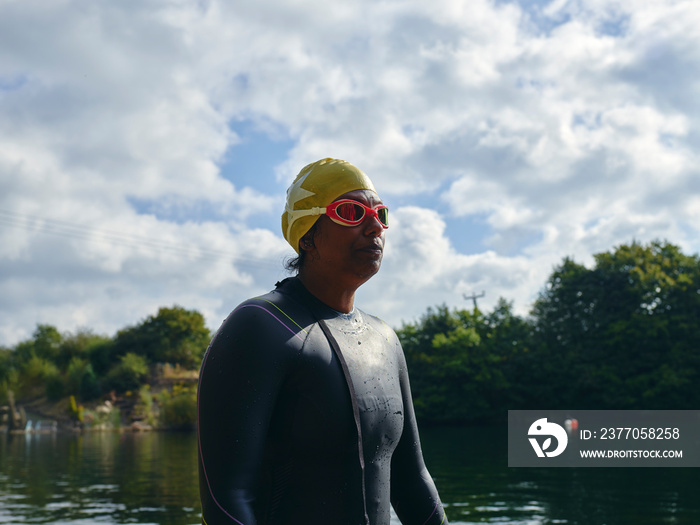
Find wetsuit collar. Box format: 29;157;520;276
274;276;345;321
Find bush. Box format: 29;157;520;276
45;372;65;401
158;383;197;430
83;402;121;429
133;385;157;427
22;355;59;382
57;330;111;370
0;365;19;405
66;357;88;393
79;367;101;401
20;355;59;395
105;353;149;393
69;395;84;422
0;347;14;384
64;357;101;401
87;339;118;377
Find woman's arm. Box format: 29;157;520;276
197;301;300;525
390;336;448;525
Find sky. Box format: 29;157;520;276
1;0;699;346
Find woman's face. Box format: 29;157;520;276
307;189;386;283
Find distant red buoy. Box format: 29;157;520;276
564;418;579;433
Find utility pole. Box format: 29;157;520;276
463;291;485;311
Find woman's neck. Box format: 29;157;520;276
297;271;357;313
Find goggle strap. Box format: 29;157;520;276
285;206;326;240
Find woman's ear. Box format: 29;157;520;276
299;224;318;253
301;239;314;251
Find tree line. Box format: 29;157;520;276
0;306;210;419
2;240;699;426
398;240;700;423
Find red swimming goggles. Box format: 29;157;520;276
325;199;389;228
286;199;389;230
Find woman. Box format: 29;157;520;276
198;158;447;525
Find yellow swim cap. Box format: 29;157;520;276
282;158;377;253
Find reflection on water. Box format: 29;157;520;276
420;425;700;524
0;431;201;525
1;426;699;524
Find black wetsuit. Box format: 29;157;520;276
197;277;447;525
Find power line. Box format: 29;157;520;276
0;209;283;270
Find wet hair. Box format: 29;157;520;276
284;223;318;274
284;250;306;273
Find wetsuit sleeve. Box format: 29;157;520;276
197;302;299;525
390;336;448;525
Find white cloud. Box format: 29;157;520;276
359;206;550;325
1;0;699;344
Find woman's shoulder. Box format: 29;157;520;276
216;279;316;340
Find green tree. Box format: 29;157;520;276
105;353;149;393
56;329;111;371
531;240;700;409
114;306;210;369
11;324;62;368
0;347;19;403
33;325;62;361
19;355;60;396
397;302;532;423
0;347;13;384
64;357;101;401
479;299;537;409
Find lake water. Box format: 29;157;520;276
1;425;699;524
